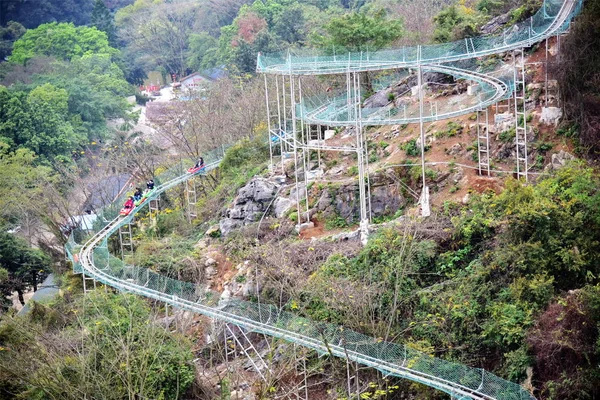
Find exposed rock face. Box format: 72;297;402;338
220;178;279;236
480;11;512;34
540;107;563;126
545;150;575;171
273;197;293;218
363;72;454;109
315;172;406;224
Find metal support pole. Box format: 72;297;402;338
299;77;309;218
289;62;302;228
185;178;197;222
545;38;549;107
417;49;430;217
276;75;284;164
513;48;528;181
353;72;369;244
264;74;273;171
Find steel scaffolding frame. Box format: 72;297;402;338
185;178;198;222
66;0;583;397
265;70;373;241
69;158;537;400
513;49;529;181
118;219;134;262
477;108;491;176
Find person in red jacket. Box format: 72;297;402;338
123;196;134;210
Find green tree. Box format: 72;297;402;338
186;32;218;72
317;10;403;51
0;230;51;308
36;54;132;137
91;0;117;46
0;0;95;28
0;21;25;60
0;292;195;398
9;22;116;64
0;84;84;160
432;4;483;43
273;3;306;43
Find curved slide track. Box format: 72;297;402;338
67;0;583;398
68;158;533;400
258;0;581;128
257;0;580;76
300;65;510;126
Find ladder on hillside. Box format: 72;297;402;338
224;324;271;382
513;49;529;181
148;197;160;220
477;107;491;176
118;219;134;262
185;179;197;222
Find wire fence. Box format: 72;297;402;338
66;150;534;400
257;0;581;75
59;1;585;393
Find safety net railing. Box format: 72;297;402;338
296;66;511;126
65;145;228;272
257;0;581;75
66;150;535;400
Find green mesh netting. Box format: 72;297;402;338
257;0;581;75
66;148;535;400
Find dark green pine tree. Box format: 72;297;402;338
91;0;116;46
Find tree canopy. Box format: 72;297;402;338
9;22;116;64
318;10;403;51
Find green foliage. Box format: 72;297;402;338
0;230;51;309
301;228;437;334
556;123;579;137
220;136;270;174
324;214;348;230
499;128;515;143
36;54;133;132
0;292;195;399
0;84;85;160
0;21;25;60
0;144;56;225
536;141;553;153
315;10;403;52
186;32;219;72
433;4;483;43
555;0;600;158
402;139;420;156
91;0;117;46
10;22;116;64
0;0;95;29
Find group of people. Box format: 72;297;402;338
122;179;155;211
122;156;204;213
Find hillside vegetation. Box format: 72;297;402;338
0;0;599;399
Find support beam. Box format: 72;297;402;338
185;178;197;222
417;56;431;217
513;48;529;181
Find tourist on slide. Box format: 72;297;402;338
194;157;204;169
123;196;134;210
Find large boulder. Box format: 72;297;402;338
480;11;512;34
540;107;563;126
545;150;575;171
273;197;293;218
219;178;280;236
